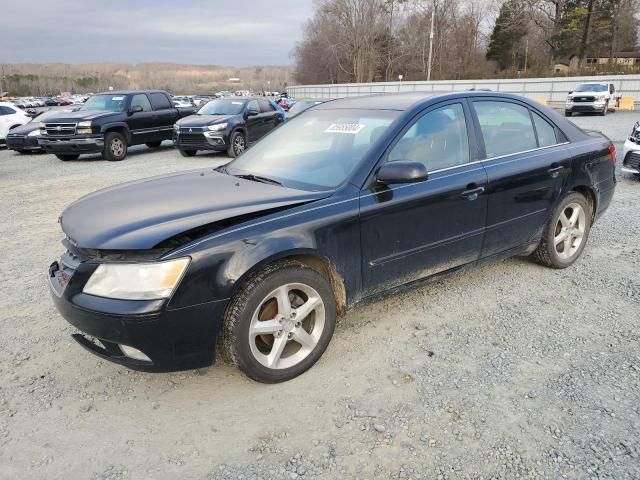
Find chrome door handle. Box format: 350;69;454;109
460;186;485;200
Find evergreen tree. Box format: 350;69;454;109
486;0;528;70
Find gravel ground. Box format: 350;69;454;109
0;112;639;480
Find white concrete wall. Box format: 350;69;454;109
288;75;640;106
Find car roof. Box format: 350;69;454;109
96;90;169;95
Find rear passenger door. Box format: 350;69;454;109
470;99;571;258
149;92;178;141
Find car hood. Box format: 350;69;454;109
60;169;332;250
177;114;234;127
7;122;38;135
42;110;120;123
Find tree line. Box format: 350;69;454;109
293;0;639;84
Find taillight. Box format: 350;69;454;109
608;145;616;166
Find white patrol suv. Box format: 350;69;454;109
565;82;620;117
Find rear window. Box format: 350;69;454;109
149;93;172;110
473;101;537;158
532;111;557;147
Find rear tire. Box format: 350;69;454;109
55;154;80;161
531;192;592;269
146;141;162;148
179;149;197;157
103;131;128;161
222;260;337;383
564;111;572;117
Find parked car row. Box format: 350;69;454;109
47;91;618;382
2;90;313;161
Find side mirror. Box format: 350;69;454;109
129;105;143;115
376;161;428;185
568;91;573;94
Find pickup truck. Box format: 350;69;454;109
38;90;194;161
565;82;620;117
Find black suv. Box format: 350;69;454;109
38;90;193;161
173;97;283;158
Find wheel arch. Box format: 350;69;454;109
101;123;131;144
570;185;597;224
231;249;348;316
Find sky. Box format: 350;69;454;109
0;0;315;66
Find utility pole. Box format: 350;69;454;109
427;7;435;81
524;39;529;73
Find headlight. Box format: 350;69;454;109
596;95;606;102
28;129;40;137
174;123;180;131
83;258;190;300
207;123;228;131
76;121;93;134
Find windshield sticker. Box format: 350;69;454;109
325;123;365;134
111;96;124;100
232;101;243;105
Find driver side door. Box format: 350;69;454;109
245;100;262;142
359;100;488;296
127;93;156;145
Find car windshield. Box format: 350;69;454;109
226;109;400;190
198;99;247;115
80;94;127;112
575;84;608;92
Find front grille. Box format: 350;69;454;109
625;152;640;170
6;136;25;148
44;123;76;136
176;133;215;149
573;96;596;103
178;127;206;133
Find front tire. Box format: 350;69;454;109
564;111;572;117
600;102;608;116
223;260;337;383
227;131;246;158
179;149;197;157
55;154;80;161
531;192;592;269
103;131;128;161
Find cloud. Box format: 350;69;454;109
1;0;314;65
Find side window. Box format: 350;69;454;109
0;106;12;115
149;93;172;110
387;103;469;171
259;100;275;113
247;100;260;113
474;101;537;158
130;94;152;112
531;111;557;147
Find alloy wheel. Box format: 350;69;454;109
248;283;325;370
233;135;245;156
554;202;586;260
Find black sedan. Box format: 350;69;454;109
173;97;283;158
6;109;71;153
48;92;616;383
